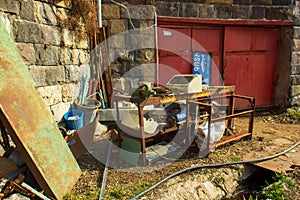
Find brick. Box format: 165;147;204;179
206;0;233;4
13;21;42;43
41;25;61;46
265;7;292;20
233;5;250;19
38;85;62;106
16;43;36;65
199;4;214;18
180;3;199;18
102;4;120;19
250;6;265;19
215;5;233;19
35;45;59;66
27;66;46;87
109;20;127;35
155;2;180;17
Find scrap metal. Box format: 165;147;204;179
0;19;81;199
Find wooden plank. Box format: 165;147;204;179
0;20;81;199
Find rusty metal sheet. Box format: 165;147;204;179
0;20;81;199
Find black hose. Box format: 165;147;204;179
129;142;300;200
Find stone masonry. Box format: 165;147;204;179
0;0;90;121
0;0;299;124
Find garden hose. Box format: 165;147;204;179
129;141;300;200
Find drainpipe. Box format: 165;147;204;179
98;0;102;28
154;8;159;86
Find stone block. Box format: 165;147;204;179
35;44;59;66
180;3;199;18
253;0;272;5
45;66;66;85
265;7;292;20
206;0;233;4
233;0;252;4
291;75;300;85
60;47;72;65
291;65;300;75
41;25;61;46
215;5;233;19
233;5;250;19
102;4;120;19
250;6;265;19
50;102;71;122
27;66;46;87
0;14;12;36
34;2;58;25
291;85;300;96
38;85;62;106
13;20;42;43
199;4;214;18
20;0;34;21
128;33;154;49
155;2;180;17
16;43;36;65
71;49;80;65
78;50;89;65
0;0;19;14
291;52;300;65
272;0;292;6
65;65;81;83
109;19;127;35
293;39;300;51
76;33;89;49
62;84;77;102
109;34;127;49
62;28;74;47
121;5;153;20
293;27;300;39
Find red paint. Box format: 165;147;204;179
224;27;280;108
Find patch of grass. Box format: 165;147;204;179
232;156;241;162
286;107;300;119
262;173;295;200
108;187;126;199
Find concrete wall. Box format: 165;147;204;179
0;0;90;121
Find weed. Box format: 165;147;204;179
286;107;300;119
262;173;295;200
108;187;126;199
232;156;241;162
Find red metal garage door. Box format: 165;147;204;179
224;27;279;108
158;26;192;86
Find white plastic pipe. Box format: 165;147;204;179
98;0;102;28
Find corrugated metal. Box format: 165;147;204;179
0;19;81;199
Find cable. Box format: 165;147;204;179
129;141;300;200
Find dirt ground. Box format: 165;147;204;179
68;112;300;200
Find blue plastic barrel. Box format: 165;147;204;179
63;110;84;130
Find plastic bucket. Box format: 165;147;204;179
75;98;101;126
64;110;84;130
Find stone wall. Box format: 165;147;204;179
292;1;300;105
0;0;90;121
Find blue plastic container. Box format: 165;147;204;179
63;110;84;130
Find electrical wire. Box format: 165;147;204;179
129;141;300;200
